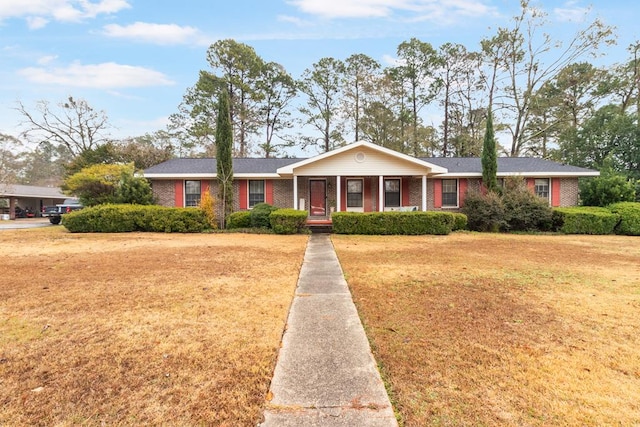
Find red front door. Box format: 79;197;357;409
309;179;326;216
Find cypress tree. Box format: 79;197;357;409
481;108;499;192
216;89;233;228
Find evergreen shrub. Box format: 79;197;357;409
250;203;278;228
226;211;252;229
332;211;455;235
608;202;640;235
269;209;308;234
461;190;505;232
452;213;468;231
63;204;209;233
552;207;619;235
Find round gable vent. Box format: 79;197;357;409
354;152;366;163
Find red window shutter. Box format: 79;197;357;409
526;178;535;192
239;180;248;209
174;180;184;207
434;179;442;208
551;178;561;207
265;180;273;204
459;179;468;207
402;178;410;206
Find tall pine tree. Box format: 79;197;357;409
481;108;499;192
216;89;234;228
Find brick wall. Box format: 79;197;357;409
273;179;294;208
152;180;175;207
559;178;579;207
408;177;422;207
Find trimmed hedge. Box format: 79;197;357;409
609;202;640;236
332;211;456;235
62;204;209;233
552;207;619;235
226;211;252;229
250;203;279;228
269;208;308;234
452;212;468;231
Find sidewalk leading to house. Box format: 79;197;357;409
260;234;398;427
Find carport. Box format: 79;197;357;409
0;184;66;220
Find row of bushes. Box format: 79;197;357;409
63;204;210;233
553;202;640;235
62;200;638;236
331;211;466;235
226;203;308;234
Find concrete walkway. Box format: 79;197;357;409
261;234;398;427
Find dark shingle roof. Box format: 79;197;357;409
422;157;598;175
144;156;597;176
144;157;304;175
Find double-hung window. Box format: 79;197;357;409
384;179;401;207
249;180;265;208
535;178;550;200
185;180;201;207
441;179;458;207
346;179;363;208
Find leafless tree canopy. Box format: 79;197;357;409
16;96;111;157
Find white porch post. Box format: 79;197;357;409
293;175;298;210
422;175;427;211
378;176;384;212
336;175;341;212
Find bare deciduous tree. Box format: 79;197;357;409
16;96;111;157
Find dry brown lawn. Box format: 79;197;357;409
333;233;640;427
0;227;307;426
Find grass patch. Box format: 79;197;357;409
333;233;640;426
0;228;307;426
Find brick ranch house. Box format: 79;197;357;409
143;141;599;220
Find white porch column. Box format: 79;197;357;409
336;175;341;212
422;175;427;211
293;175;298;210
378;176;384;212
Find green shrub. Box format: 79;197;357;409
63;204;209;233
501;183;553;232
332;211;455;235
250;203;278;228
227;211;252;229
461;190;505;232
552;207;619;234
608;202;640;236
269;208;308;234
579;174;636;207
452;213;468;231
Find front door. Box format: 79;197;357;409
309;179;326;216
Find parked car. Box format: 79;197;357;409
41;198;83;224
13;206;36;218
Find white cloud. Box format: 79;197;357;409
102;22;205;45
277;14;313;27
0;0;131;28
18;61;174;89
286;0;496;21
554;5;589;23
287;0;405;18
26;16;48;30
37;55;58;65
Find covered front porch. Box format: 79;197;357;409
276;141;448;222
295;175;429;221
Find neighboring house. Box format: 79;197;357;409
143;141;599;220
0;184;67;220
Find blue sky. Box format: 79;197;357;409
1;0;638;153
